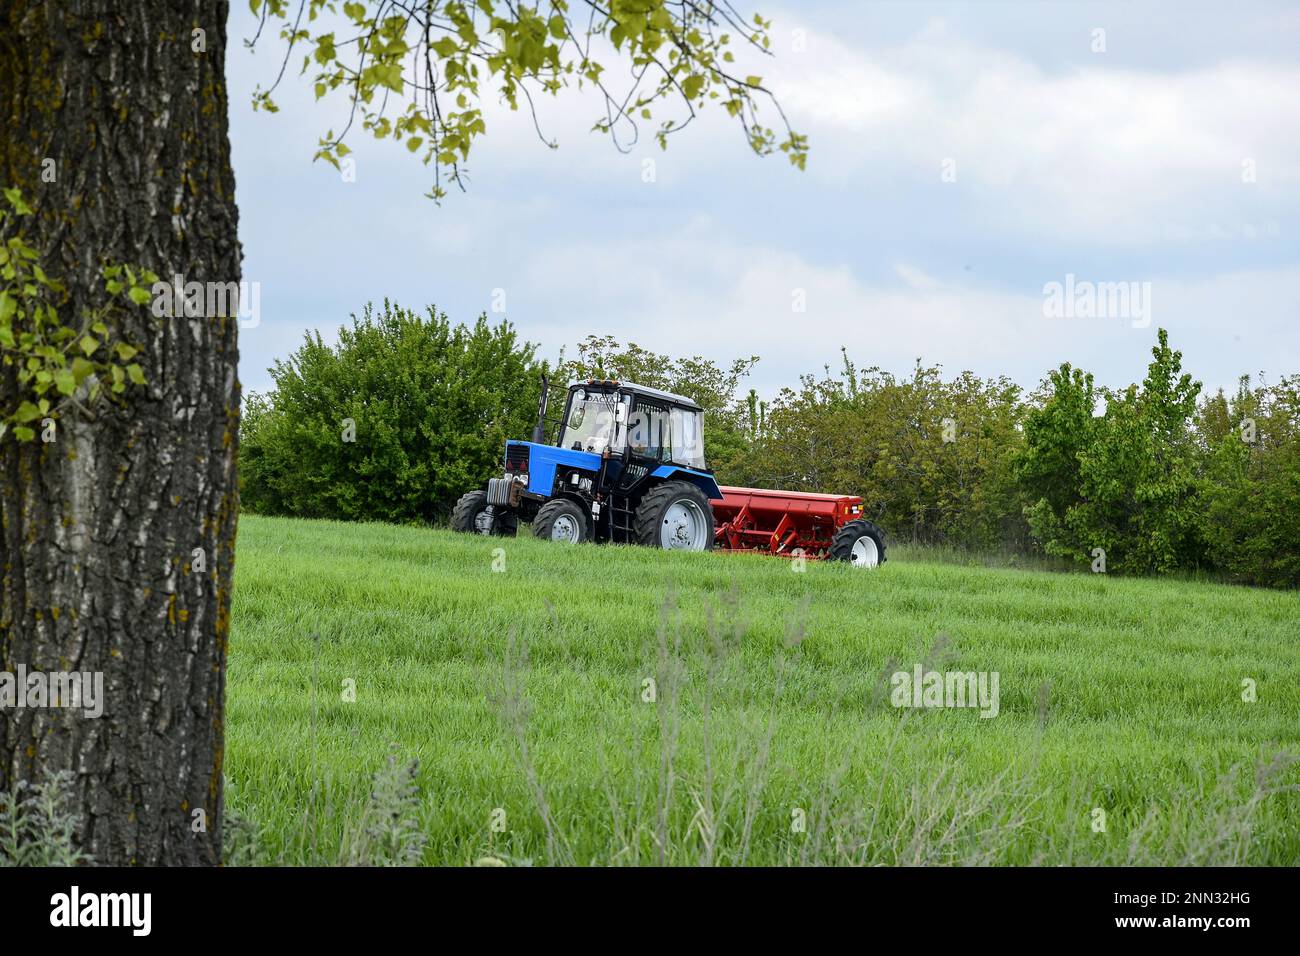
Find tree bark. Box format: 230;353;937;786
0;0;240;864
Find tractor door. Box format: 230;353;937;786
620;396;673;493
626;398;707;471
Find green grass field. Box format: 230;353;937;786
226;514;1300;865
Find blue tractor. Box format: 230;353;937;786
451;376;720;550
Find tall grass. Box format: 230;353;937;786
0;772;90;867
225;515;1300;866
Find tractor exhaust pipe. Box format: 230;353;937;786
532;373;550;444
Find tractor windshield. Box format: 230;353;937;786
560;389;625;454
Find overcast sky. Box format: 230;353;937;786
226;0;1300;401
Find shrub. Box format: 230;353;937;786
1023;330;1205;574
1195;376;1300;587
738;355;1028;550
241;301;544;523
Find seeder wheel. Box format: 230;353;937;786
829;519;886;568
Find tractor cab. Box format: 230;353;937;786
559;380;707;471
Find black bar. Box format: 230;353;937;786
0;866;1284;942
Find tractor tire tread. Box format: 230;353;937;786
634;480;715;550
451;489;517;536
829;518;888;564
533;498;588;543
451;490;488;533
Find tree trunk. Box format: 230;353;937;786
0;0;240;865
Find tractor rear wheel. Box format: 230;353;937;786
635;481;715;551
533;498;589;543
451;490;517;536
829;519;886;568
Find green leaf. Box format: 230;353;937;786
79;335;99;356
13;426;34;442
14;400;41;423
126;363;146;385
114;342;139;361
380;62;404;93
54;368;76;396
3;187;33;215
0;291;15;322
128;286;152;306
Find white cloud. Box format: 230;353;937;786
518;232;1300;397
767;18;1300;242
894;263;939;291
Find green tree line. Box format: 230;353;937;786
241;304;1299;587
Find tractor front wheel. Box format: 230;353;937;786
451;490;517;536
635;481;715;551
829;519;886;568
533;498;589;544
